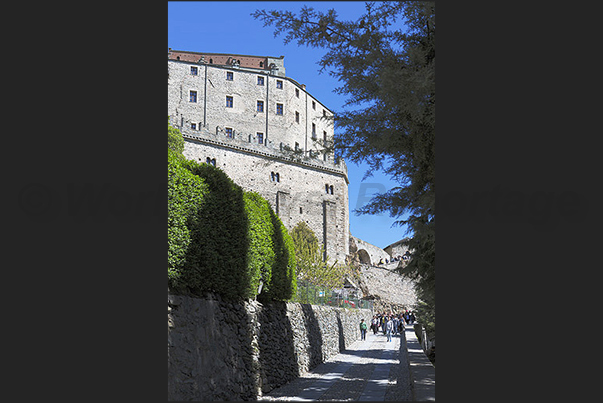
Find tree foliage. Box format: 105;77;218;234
289;221;356;296
253;1;435;329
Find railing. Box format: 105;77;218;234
291;281;373;310
178;124;348;178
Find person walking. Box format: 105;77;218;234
360;319;367;341
385;317;394;342
392;316;400;335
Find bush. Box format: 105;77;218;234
260;209;297;301
182;160;250;299
243;191;276;298
168;145;297;301
168;149;208;291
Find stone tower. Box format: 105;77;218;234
168;49;349;264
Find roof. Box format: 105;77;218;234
168;49;283;61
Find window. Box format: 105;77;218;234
276;103;283;115
226;71;233;81
295;111;299;123
323;131;327;141
312;101;316;110
276;80;283;89
225;127;233;138
295;88;299;98
191;66;198;75
325;184;329;194
257;76;264;86
206;157;216;167
191;123;196;130
330;185;334;195
257;132;264;144
189;90;197;103
312;123;316;138
226;96;233;108
257;100;264;113
259;61;263;68
276;173;280;182
271;172;280;182
300;207;303;214
209;58;213;64
295;142;299;151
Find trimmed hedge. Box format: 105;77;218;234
168;149;208;291
167;150;297;301
260;209;297;301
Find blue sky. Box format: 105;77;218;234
168;1;410;249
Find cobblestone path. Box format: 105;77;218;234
258;328;413;401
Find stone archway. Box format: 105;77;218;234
358;249;371;265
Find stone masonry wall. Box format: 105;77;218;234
168;292;373;401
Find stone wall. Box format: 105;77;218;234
168;292;373;401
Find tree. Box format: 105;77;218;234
168;116;184;156
253;1;435;331
289;221;354;303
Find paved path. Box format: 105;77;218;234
259;327;414;401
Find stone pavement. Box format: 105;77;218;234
258;325;423;401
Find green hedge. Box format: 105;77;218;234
167;149;296;301
261;209;297;301
168;149;208;290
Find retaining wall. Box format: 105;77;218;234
167;292;373;401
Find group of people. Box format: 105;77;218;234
377;252;411;266
359;310;416;342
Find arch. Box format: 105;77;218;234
358;249;371;265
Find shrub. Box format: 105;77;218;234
243;192;276;298
168;149;208;291
182;161;249;300
168;146;297;301
260;209;297;301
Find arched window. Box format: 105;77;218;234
209;58;213;64
259;61;263;67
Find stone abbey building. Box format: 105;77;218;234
168;49;349;263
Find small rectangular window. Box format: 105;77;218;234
225;127;233;138
226;96;233;108
191;66;198;75
295;111;299;123
257;100;264;113
323;131;327;141
189;90;197;103
312;101;316;110
257;76;264;86
276;80;283;89
226;71;233;81
257;132;264;144
312;123;316;138
295;88;299;98
276;103;283;115
191;123;196;130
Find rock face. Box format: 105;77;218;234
167;292;372;401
